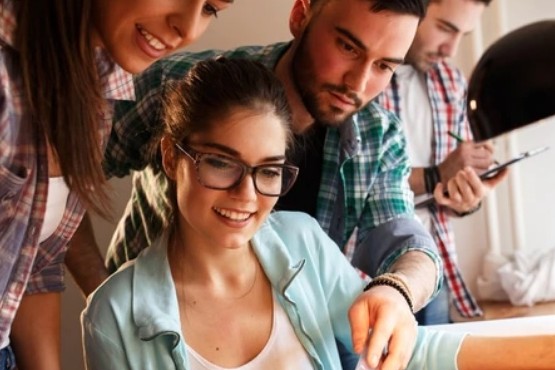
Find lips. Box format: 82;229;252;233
135;24;167;59
213;207;253;222
330;91;355;106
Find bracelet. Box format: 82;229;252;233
364;273;415;313
453;201;482;217
423;166;441;194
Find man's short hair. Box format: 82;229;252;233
310;0;427;20
428;0;492;6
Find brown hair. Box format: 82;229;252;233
16;0;110;217
310;0;427;20
162;57;293;150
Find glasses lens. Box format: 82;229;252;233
255;165;299;196
198;154;243;189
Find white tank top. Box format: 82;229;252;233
186;292;314;370
38;177;70;243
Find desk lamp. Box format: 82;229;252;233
467;20;555;141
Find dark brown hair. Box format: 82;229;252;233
310;0;427;20
16;0;109;216
162;57;293;149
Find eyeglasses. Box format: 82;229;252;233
175;143;299;197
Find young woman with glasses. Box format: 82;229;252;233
0;1;233;369
82;57;555;370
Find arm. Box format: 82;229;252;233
458;335;555;370
65;213;109;296
10;293;61;370
345;108;442;369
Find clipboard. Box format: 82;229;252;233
415;145;550;208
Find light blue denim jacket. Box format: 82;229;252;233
82;211;463;370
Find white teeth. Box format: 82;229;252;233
214;207;251;221
138;26;166;51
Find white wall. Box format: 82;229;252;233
62;0;555;368
451;0;555;296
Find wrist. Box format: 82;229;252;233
364;272;415;313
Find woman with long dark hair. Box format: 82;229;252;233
0;0;233;368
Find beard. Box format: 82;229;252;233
290;27;363;127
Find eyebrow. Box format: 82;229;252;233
437;19;460;33
200;142;287;162
336;27;405;65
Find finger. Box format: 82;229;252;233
457;168;485;203
433;182;451;206
348;298;371;354
469;149;495;169
365;310;396;368
380;326;415;370
446;176;463;203
476;140;495;153
482;167;509;188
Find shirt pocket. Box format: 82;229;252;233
0;163;29;227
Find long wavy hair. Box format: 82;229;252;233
16;0;109;217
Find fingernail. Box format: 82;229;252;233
369;354;379;367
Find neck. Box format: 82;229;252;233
275;44;316;134
169;229;258;299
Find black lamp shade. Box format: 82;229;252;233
467;20;555;141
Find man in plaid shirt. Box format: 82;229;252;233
378;0;507;324
75;0;444;366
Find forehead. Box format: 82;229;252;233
426;0;486;33
313;0;419;59
191;107;288;153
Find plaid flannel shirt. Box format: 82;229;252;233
0;0;134;347
104;42;442;299
377;62;482;318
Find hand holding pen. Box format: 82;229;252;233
417;132;503;209
439;132;495;182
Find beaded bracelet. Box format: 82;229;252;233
364;273;415;313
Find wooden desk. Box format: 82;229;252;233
450;300;555;322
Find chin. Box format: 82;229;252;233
110;51;156;74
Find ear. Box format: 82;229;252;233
289;0;311;38
160;135;178;181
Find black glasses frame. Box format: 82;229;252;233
174;143;299;197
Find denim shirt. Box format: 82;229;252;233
83;212;463;370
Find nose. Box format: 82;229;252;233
344;61;372;95
230;173;258;201
439;34;462;58
167;11;204;49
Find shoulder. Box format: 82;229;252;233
356;100;401;131
355;101;404;153
263;211;322;236
258;211;331;253
83;262;135;323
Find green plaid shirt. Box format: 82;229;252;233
104;42;441;294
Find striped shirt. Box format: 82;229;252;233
378;62;482;318
0;0;134;347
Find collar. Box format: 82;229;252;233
132;232;182;346
131;213;308;342
95;48;135;101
